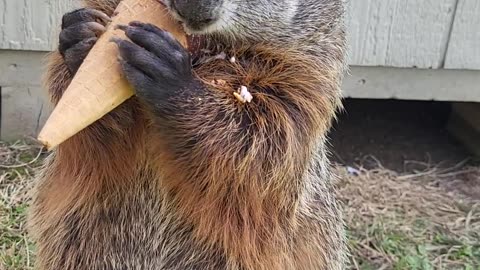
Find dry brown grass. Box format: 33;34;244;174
0;140;44;270
337;156;480;269
0;141;479;269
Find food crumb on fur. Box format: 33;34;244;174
229;56;236;63
211;79;227;86
234;85;253;103
214;52;227;60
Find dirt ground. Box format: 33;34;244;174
330;99;480;200
330;99;471;171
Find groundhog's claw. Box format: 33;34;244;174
113;22;193;107
59;8;110;73
61;8;110;29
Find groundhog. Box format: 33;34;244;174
28;0;348;269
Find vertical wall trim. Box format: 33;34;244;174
441;0;460;68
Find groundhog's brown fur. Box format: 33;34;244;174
29;0;347;269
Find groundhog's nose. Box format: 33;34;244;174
171;0;220;30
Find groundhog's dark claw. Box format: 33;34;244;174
64;37;98;73
59;22;105;54
113;39;168;80
59;8;111;74
119;59;157;98
113;23;193;107
126;22;189;67
131;22;185;52
117;23;189;72
62;8;110;29
114;24;128;31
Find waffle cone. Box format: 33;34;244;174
38;0;187;150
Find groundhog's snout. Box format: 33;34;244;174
171;0;222;30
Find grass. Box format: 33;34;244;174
0;140;479;269
336;157;480;269
0;141;43;270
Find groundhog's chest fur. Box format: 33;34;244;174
32;166;230;269
31;140;344;270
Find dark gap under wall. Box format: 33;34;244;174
328;98;472;172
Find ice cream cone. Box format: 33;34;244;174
38;0;187;150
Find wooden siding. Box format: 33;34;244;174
444;0;480;70
0;0;77;51
346;0;458;69
0;0;479;69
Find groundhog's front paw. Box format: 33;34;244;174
113;22;193;106
59;8;110;73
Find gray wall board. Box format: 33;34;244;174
0;50;51;140
0;0;77;51
1;0;471;70
1;86;52;140
343;66;480;102
0;50;46;87
445;0;480;70
346;0;457;69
